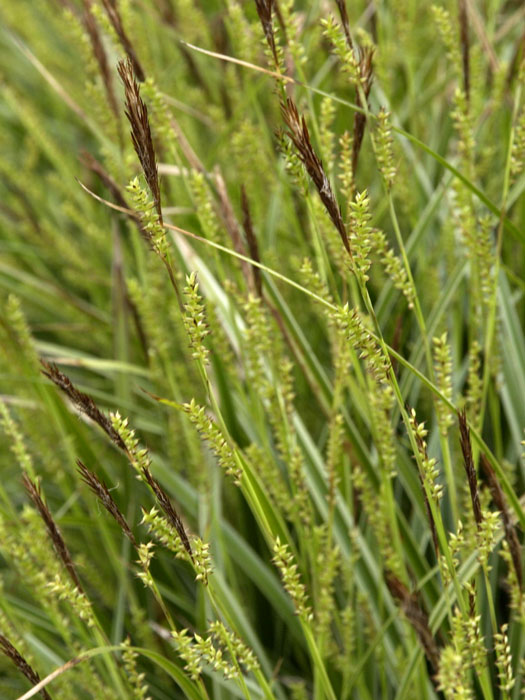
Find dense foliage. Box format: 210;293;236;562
1;1;525;698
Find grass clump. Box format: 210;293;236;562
0;1;525;699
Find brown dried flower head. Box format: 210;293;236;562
281;97;350;255
101;0;145;81
77;460;138;549
0;635;51;700
23;473;83;593
117;57;162;222
41;359;126;451
458;410;483;529
254;0;279;67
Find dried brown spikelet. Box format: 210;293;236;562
117;58;162;222
254;0;279;67
77;460;138;549
281;97;350;255
480;454;522;590
385;572;440;673
458;409;483;528
335;0;353;50
41;359;127;451
22;473;84;593
101;0;145;81
142;467;193;560
0;635;51;700
406;402;439;557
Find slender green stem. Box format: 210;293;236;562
477;80;523;448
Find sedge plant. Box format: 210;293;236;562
0;1;525;699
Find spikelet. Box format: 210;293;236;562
314;531;340;643
189;171;224;244
437;612;474;699
334;304;391;383
373;108;397;190
242;294;272;391
140;78;178;152
349;190;373;282
338;130;355;204
409;408;443;504
0;400;36;479
225;0;258;64
121;637;151;700
494;624;515;693
321;15;360;85
319;97;337;175
126;177;167;256
172;621;256;682
433;333;454;436
278;0;306;68
183;399;242;483
254;0;285;72
272;537;313;621
369;227;415;307
183;272;210;365
465;339;483;424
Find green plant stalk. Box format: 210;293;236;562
482;564;498;636
89;623;131;699
476;78;523;451
511;626;525;700
302;622;338;700
386;193;458;525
